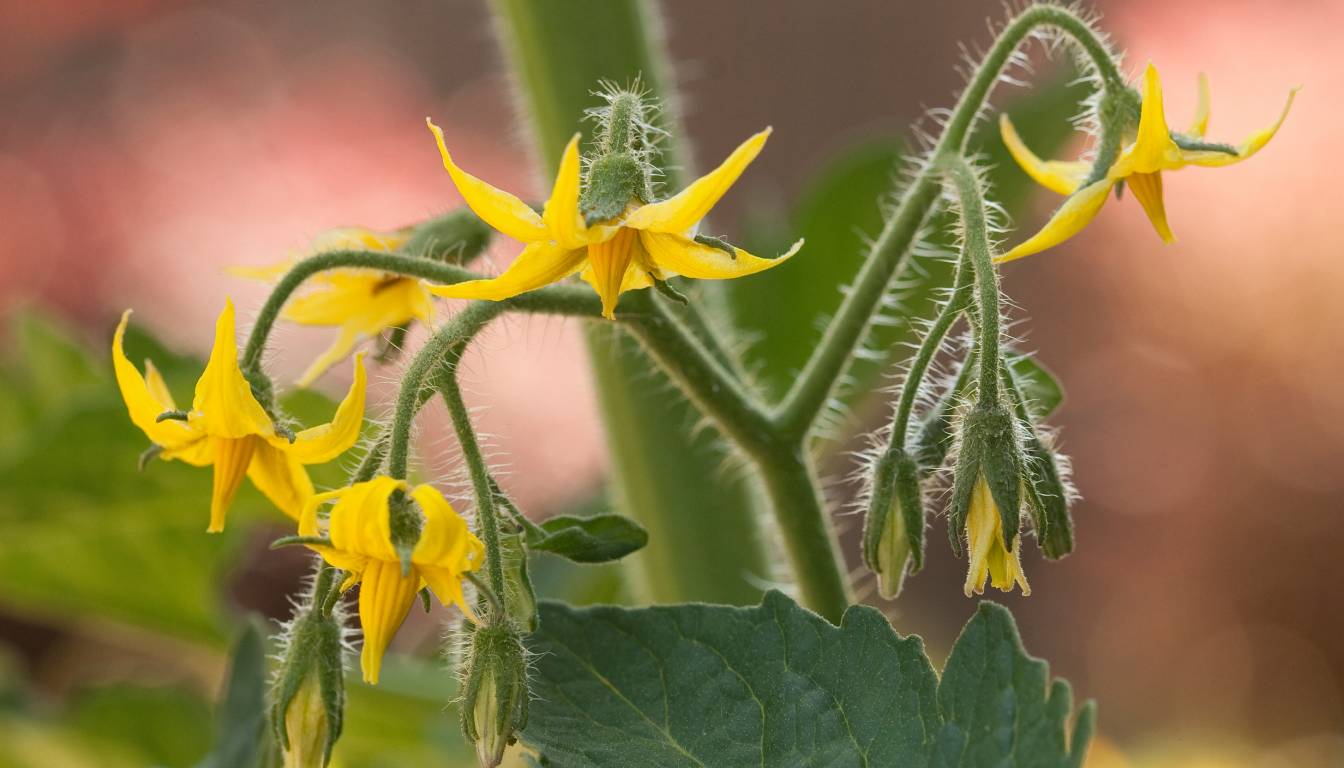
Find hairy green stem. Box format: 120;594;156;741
940;156;1002;403
774;4;1122;440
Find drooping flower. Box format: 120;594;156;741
232;227;433;387
998;63;1296;262
114;300;366;532
299;476;484;684
963;474;1030;597
424;119;801;319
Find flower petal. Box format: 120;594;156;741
1115;63;1182;175
355;558;422;685
327;476;404;562
1126;171;1175;243
296;326;362;389
542;133;589;248
426;118;547;243
1188;73;1211;138
995;178;1113;263
427;241;587;302
247;440;314;520
585;226;639;319
308;226;409;254
112;311;200;449
1179;87;1297;168
621;128;771;234
282;354;367;463
640;231;801;281
191;299;276;439
411;484;484;572
999;113;1089;196
209;436;257;533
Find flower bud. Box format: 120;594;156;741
949;402;1031;596
862;451;924;599
272;604;346;767
461;626;529;768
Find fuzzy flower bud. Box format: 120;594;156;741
281;674;330;768
461;626;529;768
949;402;1031;597
271;601;346;768
862;451;924;599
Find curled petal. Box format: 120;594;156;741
247;440;314;520
1115;63;1183;176
428;241;587;303
1188;73;1211;138
191;299;276;439
209;436;257;533
356;558;422;685
296;326;362;389
542;134;589;248
999;114;1089;196
640;231;801;280
1180;87;1297;168
995;178;1113;263
112;311;199;449
326;476;404;562
621;128;771;234
1126;171;1175;243
411;484;484;573
282;354;367;463
426;118;547;243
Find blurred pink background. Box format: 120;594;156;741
2;0;1341;764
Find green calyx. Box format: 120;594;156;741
580;88;658;225
271;603;345;766
386;489;424;576
948;403;1025;553
499;529;539;634
862;450;925;598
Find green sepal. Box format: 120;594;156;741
894;455;926;574
861;451;899;572
402;208;494;265
137;442;164;471
581;153;643;225
650;276;689;305
500;529;539;634
1170;133;1238;156
692;234;737;258
419;587;432;613
386;489;423;577
525;513;649;564
1023;432;1074;559
155;409;189;423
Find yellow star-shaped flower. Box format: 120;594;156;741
424;120;802;319
999;63;1296;262
299;476;484;684
232;227;433;387
113;300;366;532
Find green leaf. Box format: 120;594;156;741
196;620;268;768
520;592;1092;768
528;513;649;564
1007;354;1065;420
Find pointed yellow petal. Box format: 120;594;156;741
1118;63;1182;175
160;438;214;467
999;114;1089;195
327;476;404;561
542;133;589;248
227;261;294;282
963;475;997;597
309;226;409;254
246;440;315;520
296;326;362;389
112;311;200;449
282;354;367;463
208;436;257;532
191;300;276;439
428;241;588;303
641;231;801;281
1126;171;1175;243
355;558;421;685
283;273;383;326
299;487;348;537
420;565;476;621
1180;87;1297;168
584;226;640;319
1188;73;1211;138
621;128;771;234
995;178;1114;263
411;484;484;573
426;118;546;243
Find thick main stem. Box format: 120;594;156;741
774;4;1122;440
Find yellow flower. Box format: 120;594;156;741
424;120;802;319
963;474;1030;597
299;476;484;684
998;63;1296;262
113;300;367;532
232;227;433;387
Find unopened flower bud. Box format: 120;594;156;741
862;451;924;599
461;626;529;768
950;402;1031;596
272;601;345;767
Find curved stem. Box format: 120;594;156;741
240;250;482;373
774;4;1121;440
940;156;1002;403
